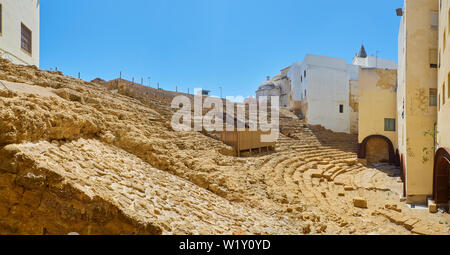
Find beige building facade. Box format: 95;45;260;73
432;0;450;207
358;68;398;164
397;0;439;204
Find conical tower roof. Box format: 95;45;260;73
358;45;367;58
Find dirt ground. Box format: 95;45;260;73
0;58;448;235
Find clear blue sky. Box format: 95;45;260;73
40;0;404;98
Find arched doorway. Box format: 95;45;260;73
358;135;395;164
433;148;450;205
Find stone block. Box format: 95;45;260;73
353;197;368;209
344;186;354;191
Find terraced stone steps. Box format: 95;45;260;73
373;207;448;235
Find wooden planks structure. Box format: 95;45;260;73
220;128;275;157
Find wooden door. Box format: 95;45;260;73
435;157;450;204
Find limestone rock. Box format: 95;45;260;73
353;198;368;209
53;88;85;104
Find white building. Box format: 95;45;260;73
0;0;40;67
288;55;354;133
287;47;397;134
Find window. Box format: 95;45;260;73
304;70;307;78
444;29;447;52
431;11;439;29
443;83;446;105
429;49;438;68
439;49;441;68
339;104;344;113
304;90;307;97
430;88;438;106
21;23;32;54
384;118;396;132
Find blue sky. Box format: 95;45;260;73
40;0;404;98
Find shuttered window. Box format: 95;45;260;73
21;23;32;54
384;118;396;132
430;88;438;106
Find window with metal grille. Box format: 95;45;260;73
384;118;396;132
430;88;438;106
21;23;32;54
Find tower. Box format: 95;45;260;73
358;44;368;58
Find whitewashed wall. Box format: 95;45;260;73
353;56;397;69
273;77;290;107
287;62;304;102
306;60;350;133
288;55;356;133
0;0;40;66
